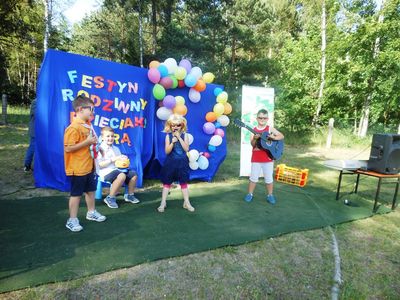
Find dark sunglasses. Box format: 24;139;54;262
257;117;268;120
171;124;182;127
82;106;95;112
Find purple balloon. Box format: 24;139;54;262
203;122;216;135
163;95;176;109
179;59;192;73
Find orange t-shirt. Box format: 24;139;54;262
64;118;94;176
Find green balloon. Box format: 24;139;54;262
153;84;166;100
169;75;178;89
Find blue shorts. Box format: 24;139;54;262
69;171;97;196
104;169;137;185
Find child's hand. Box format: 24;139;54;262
254;134;261;139
171;137;178;143
86;135;97;145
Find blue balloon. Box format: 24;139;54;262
184;74;197;87
214;87;223;97
158;64;169;77
208;144;216;152
214;121;221;128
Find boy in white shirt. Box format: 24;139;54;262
97;126;140;208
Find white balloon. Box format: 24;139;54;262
209;135;223;147
156;107;172;121
217;115;230;127
190;66;203;80
188;149;200;162
187;133;194;145
164;58;178;74
188;88;201;103
189;161;199;170
198;155;209;170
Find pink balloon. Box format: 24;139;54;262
147;68;161;84
159;77;173;89
214;128;225;138
203;152;211;158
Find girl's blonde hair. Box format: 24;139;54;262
163;114;188;133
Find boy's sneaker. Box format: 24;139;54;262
86;210;106;222
124;194;140;204
66;218;83;232
244;193;253;202
267;194;276;205
23;165;31;172
103;195;118;208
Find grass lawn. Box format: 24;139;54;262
0;108;399;299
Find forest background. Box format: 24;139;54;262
0;0;399;137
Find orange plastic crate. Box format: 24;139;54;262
275;164;309;187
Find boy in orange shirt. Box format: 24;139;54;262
64;95;106;232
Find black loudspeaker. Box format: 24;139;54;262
367;133;400;174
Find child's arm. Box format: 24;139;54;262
250;133;260;148
98;155;118;168
165;134;174;154
269;128;284;140
97;146;122;168
175;132;189;152
64;130;97;153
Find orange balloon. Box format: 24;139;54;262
149;60;160;69
205;112;217;122
173;104;188;116
223;102;232;115
193;79;206;92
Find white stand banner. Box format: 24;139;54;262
239;85;275;177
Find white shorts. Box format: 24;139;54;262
249;162;274;184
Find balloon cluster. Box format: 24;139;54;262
148;58;215;121
202;87;232;153
187;149;210;171
147;57;232;171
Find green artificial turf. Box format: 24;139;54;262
0;182;391;293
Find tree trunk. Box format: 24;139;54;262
358;1;385;137
43;0;51;53
151;0;157;55
313;0;326;127
138;0;144;67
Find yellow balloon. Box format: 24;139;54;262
223;102;232;115
175;96;185;105
149;60;160;69
174;67;187;80
213;103;224;116
216;91;228;103
174;104;188;116
203;72;215;83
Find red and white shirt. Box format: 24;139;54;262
251;125;273;163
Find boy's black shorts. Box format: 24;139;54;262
69;171;97;196
104;169;137;184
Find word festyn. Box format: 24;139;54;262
67;70;138;94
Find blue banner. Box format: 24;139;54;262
35;49;227;191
